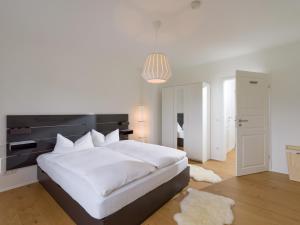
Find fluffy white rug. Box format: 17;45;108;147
189;164;222;183
174;188;235;225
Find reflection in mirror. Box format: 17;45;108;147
176;88;184;150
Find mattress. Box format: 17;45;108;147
37;152;188;219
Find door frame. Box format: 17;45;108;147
202;82;211;162
235;70;272;176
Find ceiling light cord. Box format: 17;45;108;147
153;20;162;53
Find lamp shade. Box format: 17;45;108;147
141;53;172;84
137;105;145;122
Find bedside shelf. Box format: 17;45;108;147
119;129;134;135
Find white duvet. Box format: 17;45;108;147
43;148;156;197
106;140;186;169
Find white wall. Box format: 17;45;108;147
141;82;162;144
0;59;142;191
0;0;164;191
0;13;144;192
165;40;300;174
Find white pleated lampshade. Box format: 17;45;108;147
141;53;172;84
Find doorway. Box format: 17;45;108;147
223;78;236;160
221;78;237;176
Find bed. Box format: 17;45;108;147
6;114;190;225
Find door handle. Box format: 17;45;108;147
238;119;248;123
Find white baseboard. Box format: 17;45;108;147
211;151;226;161
0;165;38;192
271;168;288;175
0;178;37;192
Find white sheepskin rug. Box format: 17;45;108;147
189;164;222;183
174;188;235;225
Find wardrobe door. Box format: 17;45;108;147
162;87;176;148
184;83;203;161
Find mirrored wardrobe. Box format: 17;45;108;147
162;82;210;162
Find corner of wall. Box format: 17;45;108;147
0;166;38;192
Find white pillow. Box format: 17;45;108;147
91;129;120;147
74;132;94;151
105;129;120;145
177;123;183;132
53;132;94;154
91;129;105;146
54;134;73;152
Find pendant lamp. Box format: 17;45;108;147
141;20;172;84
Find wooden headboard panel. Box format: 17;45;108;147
6;114;132;170
177;113;184;127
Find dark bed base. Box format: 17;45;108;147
38;166;190;225
177;138;184;148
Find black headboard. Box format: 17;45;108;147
6;114;132;170
177;113;184;127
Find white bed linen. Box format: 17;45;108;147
177;130;184;139
37;152;188;219
106;140;186;169
177;123;184;138
45;149;155;196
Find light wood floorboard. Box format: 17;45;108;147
1;151;300;225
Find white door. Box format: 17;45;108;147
236;71;270;176
162;87;176;148
184;83;203;161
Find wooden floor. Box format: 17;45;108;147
1;151;300;225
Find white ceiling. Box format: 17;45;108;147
1;0;300;68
